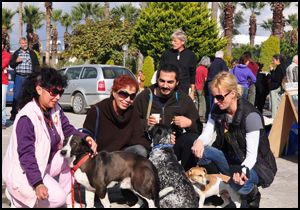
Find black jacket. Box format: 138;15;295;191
211;98;277;188
269;63;286;90
159;48;197;93
9;48;40;72
133;85;202;135
207;57;228;81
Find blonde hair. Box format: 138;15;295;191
210;71;243;98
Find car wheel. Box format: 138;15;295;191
72;93;87;114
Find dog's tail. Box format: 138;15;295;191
159;186;174;198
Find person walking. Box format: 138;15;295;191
3;67;97;208
137;70;145;91
159;29;197;100
9;37;40;121
192;71;277;208
285;55;298;83
2;38;11;129
195;56;210;122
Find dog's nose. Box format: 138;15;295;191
60;150;67;156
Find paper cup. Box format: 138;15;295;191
151;113;160;123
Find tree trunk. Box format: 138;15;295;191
224;2;235;57
45;2;52;66
104;2;110;20
64;31;70;51
211;2;218;21
271;2;285;39
18;2;23;39
137;50;144;72
249;13;257;47
51;26;58;64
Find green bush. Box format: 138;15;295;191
259;36;280;72
232;44;261;63
141;56;155;87
106;59;115;65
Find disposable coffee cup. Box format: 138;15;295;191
151;113;160;123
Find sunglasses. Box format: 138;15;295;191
44;87;64;97
213;91;231;102
117;90;136;100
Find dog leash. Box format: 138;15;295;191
71;153;91;208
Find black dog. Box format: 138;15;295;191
60;135;159;208
148;124;199;208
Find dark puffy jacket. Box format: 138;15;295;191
211;98;277;188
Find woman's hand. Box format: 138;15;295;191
172;116;192;128
170;132;176;145
86;136;98;156
148;115;159;126
191;139;204;158
233;172;248;185
35;184;49;200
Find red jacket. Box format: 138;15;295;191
195;65;208;90
2;50;11;85
247;61;259;77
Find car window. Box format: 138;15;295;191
102;67;116;79
58;68;66;76
102;67;134;79
65;67;82;80
81;67;98;79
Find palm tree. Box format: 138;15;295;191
104;2;110;20
51;9;62;56
270;2;291;39
60;12;72;50
18;2;23;39
223;2;235;57
240;2;266;46
111;3;140;26
2;8;16;51
45;2;52;65
23;5;45;31
286;14;298;44
211;2;218;21
260;19;273;33
74;2;102;22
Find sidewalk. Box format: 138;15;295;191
2;107;298;208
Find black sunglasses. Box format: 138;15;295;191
213;91;231;102
44;87;64;97
117;90;136;100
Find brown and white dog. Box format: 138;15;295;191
60;135;160;208
186;166;241;208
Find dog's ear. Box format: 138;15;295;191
202;167;207;174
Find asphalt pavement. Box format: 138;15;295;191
1;106;298;208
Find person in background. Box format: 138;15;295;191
9;37;40;121
243;51;259;105
3;67;97;208
159;29;197;100
229;55;256;100
231;58;239;69
255;63;270;113
192;71;277;208
2;38;11;129
285;55;298;83
205;50;228;117
137;70;145;91
134;63;203;171
195;56;210;122
269;54;287;118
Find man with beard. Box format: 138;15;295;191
133;63;203;171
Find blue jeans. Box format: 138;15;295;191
197;146;259;195
11;74;27;117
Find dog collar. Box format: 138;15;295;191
152;144;173;150
71;153;91;173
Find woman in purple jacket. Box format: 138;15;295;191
230;55;256;100
3;67;97;208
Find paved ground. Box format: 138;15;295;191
2;106;298;208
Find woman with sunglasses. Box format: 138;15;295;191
191;71;277;208
3;66;97;208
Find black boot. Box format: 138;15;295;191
240;185;261;208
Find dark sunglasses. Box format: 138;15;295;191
213;91;231;102
44;87;64;97
117;90;136;100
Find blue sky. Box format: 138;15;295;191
2;2;298;51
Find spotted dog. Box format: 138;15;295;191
60;135;160;208
148;124;199;208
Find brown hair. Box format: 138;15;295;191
210;71;243;98
111;75;139;93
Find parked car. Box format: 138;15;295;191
58;64;137;114
6;68;14;105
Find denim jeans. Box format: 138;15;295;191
11;74;27;117
197;146;260;195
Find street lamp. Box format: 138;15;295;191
122;44;128;67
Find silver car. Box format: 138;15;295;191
58;64;136;114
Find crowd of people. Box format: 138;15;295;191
2;28;298;208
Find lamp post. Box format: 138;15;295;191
122;44;128;67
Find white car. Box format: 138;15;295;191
58;64;136;114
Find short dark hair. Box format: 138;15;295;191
158;63;180;81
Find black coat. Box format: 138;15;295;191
9;48;40;72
